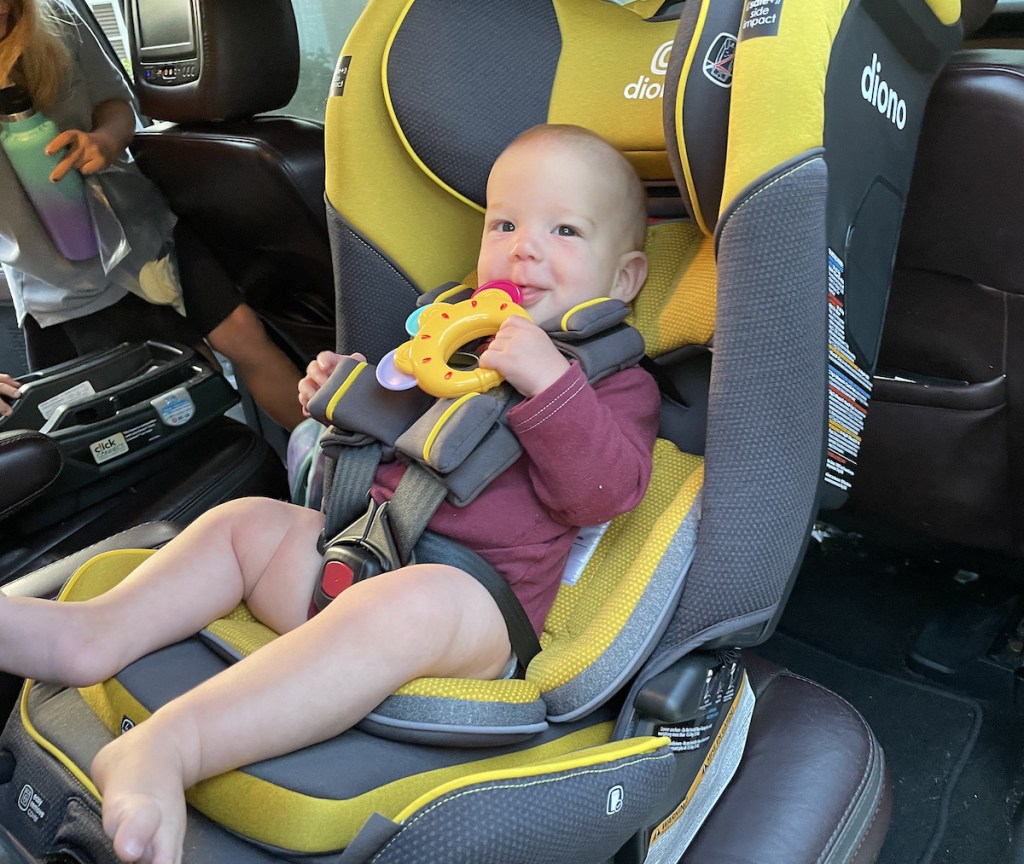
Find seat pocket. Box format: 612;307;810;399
849;373;1013;553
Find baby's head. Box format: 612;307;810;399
477;124;648;327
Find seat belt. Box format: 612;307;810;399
315;453;542;667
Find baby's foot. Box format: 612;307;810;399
92;730;188;864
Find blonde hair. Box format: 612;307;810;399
509;124;648;252
0;0;72;112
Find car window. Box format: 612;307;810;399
83;0;367;124
284;0;368;123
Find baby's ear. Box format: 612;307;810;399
610;251;648;304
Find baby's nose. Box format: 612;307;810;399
511;231;540;260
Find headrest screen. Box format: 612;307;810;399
134;0;196;61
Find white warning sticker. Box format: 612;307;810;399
37;380;96;420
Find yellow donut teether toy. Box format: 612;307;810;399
389;281;530;398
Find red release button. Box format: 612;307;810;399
322;560;354;598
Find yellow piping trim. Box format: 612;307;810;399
559;297;612;332
20;682;101;799
675;0;713;236
434;284;471;303
56;548;142;600
324;361;368;421
381;1;485;214
423;393;478;462
396;732;669;822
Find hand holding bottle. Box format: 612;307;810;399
45;128;113;181
44;98;135;181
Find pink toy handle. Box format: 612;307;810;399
472;279;523;304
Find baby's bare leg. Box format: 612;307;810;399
0;497;325;686
91;564;511;864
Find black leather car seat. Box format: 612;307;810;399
129;0;335;364
844;0;1023;556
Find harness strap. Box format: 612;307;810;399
320;441;382;551
316;440;540;666
416;531;542;668
386;461;450;564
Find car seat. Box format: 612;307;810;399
843;0;1024;557
0;1;962;862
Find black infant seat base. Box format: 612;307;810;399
0;340;238;498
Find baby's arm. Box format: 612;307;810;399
509;364;660;526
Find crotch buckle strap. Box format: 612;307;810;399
313;499;404;613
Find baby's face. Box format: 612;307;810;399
477;136;638;328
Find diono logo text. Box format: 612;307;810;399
861;53;907;130
624;41;673;101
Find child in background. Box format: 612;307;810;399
0;0;304;429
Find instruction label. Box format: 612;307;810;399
37;380;96;421
647;675;755;862
825;249;872;492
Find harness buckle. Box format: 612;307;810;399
313;499;404;613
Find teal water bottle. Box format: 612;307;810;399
0;84;98;260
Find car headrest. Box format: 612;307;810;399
128;0;300;123
961;0;998;35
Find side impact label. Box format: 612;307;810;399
825;249;871;492
331;55;352;98
739;0;783;40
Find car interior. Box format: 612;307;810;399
0;0;1022;862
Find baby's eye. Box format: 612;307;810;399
496;220;515;233
555;225;578;237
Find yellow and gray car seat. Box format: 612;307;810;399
0;0;962;862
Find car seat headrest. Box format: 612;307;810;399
663;0;743;235
128;0;300;123
380;0;682;210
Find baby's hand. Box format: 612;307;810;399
478;316;569;398
0;374;22;418
298;351;364;417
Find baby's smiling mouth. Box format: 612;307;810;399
518;285;543;306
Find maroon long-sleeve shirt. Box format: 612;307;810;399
372;362;661;632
